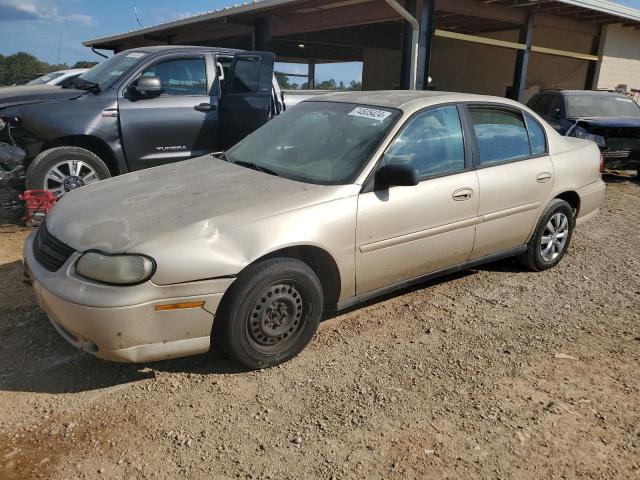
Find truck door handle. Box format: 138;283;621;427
194;103;216;112
452;188;474;201
536;172;552;183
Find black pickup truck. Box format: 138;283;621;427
0;46;283;197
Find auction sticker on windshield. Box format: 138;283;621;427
348;107;392;121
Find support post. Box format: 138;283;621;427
399;0;417;90
511;13;533;102
252;17;270;51
308;61;316;89
584;24;603;90
416;0;435;90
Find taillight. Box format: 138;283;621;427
599;153;605;173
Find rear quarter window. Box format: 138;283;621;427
524;113;547;155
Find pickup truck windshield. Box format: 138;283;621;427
567;95;640;118
226;102;400;185
78;51;148;91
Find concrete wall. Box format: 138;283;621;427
595;23;640;91
362;47;402;90
429;26;593;101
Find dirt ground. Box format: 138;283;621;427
0;174;638;480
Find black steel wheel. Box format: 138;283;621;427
214;258;323;369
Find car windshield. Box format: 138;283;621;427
26;72;65;85
77;51;148;91
226;102;400;185
566;94;640;118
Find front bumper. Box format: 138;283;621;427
24;231;234;363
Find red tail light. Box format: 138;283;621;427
599;153;605;173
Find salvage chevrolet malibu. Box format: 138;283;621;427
24;91;605;369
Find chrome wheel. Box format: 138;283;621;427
45;160;100;197
246;282;310;353
540;212;569;262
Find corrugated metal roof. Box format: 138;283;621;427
83;0;640;47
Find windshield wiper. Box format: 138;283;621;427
72;78;101;93
233;160;280;177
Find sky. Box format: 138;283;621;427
2;0;640;83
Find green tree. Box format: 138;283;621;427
348;80;362;91
72;60;98;69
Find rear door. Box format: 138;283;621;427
118;52;219;170
464;105;554;259
219;51;275;149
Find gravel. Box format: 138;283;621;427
0;173;638;479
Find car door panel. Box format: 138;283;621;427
356;170;479;294
118;53;218;170
471;157;553;259
466;106;554;259
219;51;275;149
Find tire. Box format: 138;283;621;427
519;198;575;271
25;146;111;197
214;258;323;369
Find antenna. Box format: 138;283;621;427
57;32;62;64
134;6;143;28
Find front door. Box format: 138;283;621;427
355;105;479;295
219;51;275;149
465;106;554;259
118;53;218;170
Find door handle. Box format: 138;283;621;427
194;103;216;112
536;172;552;183
452;188;474;201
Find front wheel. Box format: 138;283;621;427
25;146;111;198
519;198;575;271
214;258;323;369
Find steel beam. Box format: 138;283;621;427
416;0;435;90
511;13;533;102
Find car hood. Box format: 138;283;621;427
570;116;640;130
0;85;84;110
46;156;354;253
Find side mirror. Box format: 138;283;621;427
551;107;561;118
130;76;163;97
375;163;420;190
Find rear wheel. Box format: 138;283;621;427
214;258;323;369
25;146;110;198
519;198;575;271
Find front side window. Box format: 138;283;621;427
529;94;551;116
141;57;207;96
226;102;400;185
469;107;530;166
384;105;465;178
525;113;547;155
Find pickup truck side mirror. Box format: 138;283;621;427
375;163;420;190
130;76;163;98
551;107;562;118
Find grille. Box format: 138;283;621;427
33;222;75;272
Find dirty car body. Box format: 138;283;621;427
24;91;605;367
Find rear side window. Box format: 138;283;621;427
384;105;465;178
231;57;261;93
525;113;547;155
469;107;530;165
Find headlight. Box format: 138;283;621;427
75;251;156;285
0;118;6;131
572;127;606;147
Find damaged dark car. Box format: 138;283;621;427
528;90;640;177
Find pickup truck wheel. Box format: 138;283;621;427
214;258;323;370
519;198;575;271
25;147;110;198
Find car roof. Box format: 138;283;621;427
127;45;244;55
542;89;627;98
307;90;528;112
